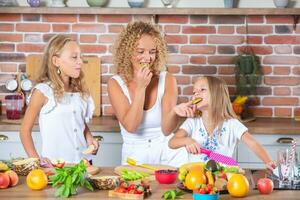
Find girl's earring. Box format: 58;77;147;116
57;67;61;75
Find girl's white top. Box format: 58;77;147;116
32;83;95;163
180;118;248;162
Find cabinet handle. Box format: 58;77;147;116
93;135;103;142
0;134;8;141
276;137;294;144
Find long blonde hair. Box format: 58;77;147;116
37;34;89;101
202;76;238;127
113;21;167;84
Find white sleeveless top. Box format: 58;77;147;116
111;72;166;143
31;83;95;163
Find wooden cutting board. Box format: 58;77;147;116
114;165;177;176
26;55;101;116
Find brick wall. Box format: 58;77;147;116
0;14;300;117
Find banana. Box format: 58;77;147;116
205;170;215;185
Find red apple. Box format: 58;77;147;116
257;178;274;194
0;173;10;189
5;170;19;187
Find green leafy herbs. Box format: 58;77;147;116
162;189;184;200
121;169;149;181
50;160;94;198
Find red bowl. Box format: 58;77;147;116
155;169;178;184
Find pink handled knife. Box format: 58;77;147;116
199;147;238;166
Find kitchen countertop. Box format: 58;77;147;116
0;167;299;199
0;116;300;135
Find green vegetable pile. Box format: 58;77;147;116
50;160;94;198
121;169;149;181
162;189;184;200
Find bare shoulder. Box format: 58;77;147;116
165;72;176;83
27;89;48;110
164;72;177;92
30;88;46;102
108;77;123;93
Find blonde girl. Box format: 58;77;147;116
20;34;98;165
169;76;276;170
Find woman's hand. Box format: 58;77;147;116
265;160;277;171
40;157;53;168
87;138;99;155
185;138;201;154
173;101;195;118
135;66;153;89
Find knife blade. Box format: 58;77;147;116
199;147;238;166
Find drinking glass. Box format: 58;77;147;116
277;149;296;188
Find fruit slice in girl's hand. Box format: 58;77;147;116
82;144;95;154
192;98;202;105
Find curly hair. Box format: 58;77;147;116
37;34;89;101
113;21;168;84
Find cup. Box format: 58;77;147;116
277;149;297;187
5;95;23;120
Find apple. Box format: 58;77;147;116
0;173;10;189
5;170;19;187
257;178;274;194
51;158;65;168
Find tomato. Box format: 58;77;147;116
26;169;48;190
227;174;249;197
184;170;207;190
127;184;135;191
257;178;273;194
120;182;128;189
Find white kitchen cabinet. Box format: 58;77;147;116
91;132;123;167
0;132;42;160
0;131;123;167
236;134;300;169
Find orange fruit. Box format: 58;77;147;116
232;103;243;115
26;169;48;190
184;170;207;190
189;164;205;173
227;174;249;197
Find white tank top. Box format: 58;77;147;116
111;71;167;143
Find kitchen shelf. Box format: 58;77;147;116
0;7;300;15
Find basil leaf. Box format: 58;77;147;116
163;191;170;200
170;190;176;200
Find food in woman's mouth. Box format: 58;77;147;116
140;63;150;69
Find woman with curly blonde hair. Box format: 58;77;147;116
20;34;98;166
108;21;187;166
